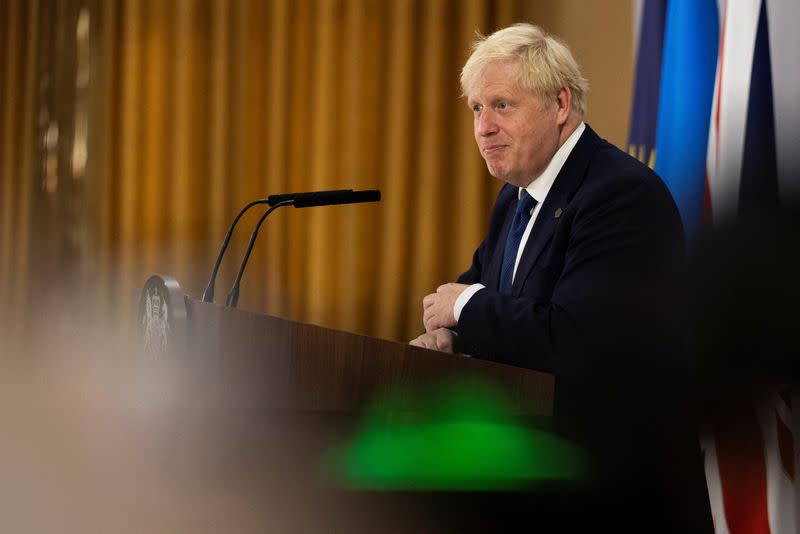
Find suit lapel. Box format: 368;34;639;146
511;125;601;296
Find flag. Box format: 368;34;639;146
627;0;667;169
701;390;797;534
706;0;800;225
652;0;719;239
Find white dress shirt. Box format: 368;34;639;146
454;122;586;321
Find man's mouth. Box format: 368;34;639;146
483;144;507;155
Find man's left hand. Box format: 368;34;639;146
409;328;457;353
422;283;468;333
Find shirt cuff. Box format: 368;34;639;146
453;283;485;322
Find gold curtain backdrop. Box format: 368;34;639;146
0;0;37;344
0;0;632;345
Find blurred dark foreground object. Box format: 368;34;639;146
688;207;800;394
687;208;800;534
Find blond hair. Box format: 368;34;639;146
460;23;589;116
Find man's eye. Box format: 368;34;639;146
472;104;482;112
498;102;509;110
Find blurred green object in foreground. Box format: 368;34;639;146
321;378;587;491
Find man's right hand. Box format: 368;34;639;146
409;328;456;353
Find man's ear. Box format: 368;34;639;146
555;86;572;126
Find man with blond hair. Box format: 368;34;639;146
412;22;683;377
412;24;710;530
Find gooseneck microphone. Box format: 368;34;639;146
224;199;294;307
202;189;381;304
201;197;270;303
224;189;381;308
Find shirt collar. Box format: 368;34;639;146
519;121;586;203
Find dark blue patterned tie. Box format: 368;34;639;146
499;190;536;295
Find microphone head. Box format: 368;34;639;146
351;189;381;203
292;189;381;208
267;189;352;207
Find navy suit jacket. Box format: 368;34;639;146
455;124;685;376
453;125;712;530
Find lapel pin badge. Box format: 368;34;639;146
554;207;563;219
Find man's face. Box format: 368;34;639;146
467;61;562;188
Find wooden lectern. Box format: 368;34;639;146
138;274;555;417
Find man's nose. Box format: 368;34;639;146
476;111;498;137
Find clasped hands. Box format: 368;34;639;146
409;283;468;353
